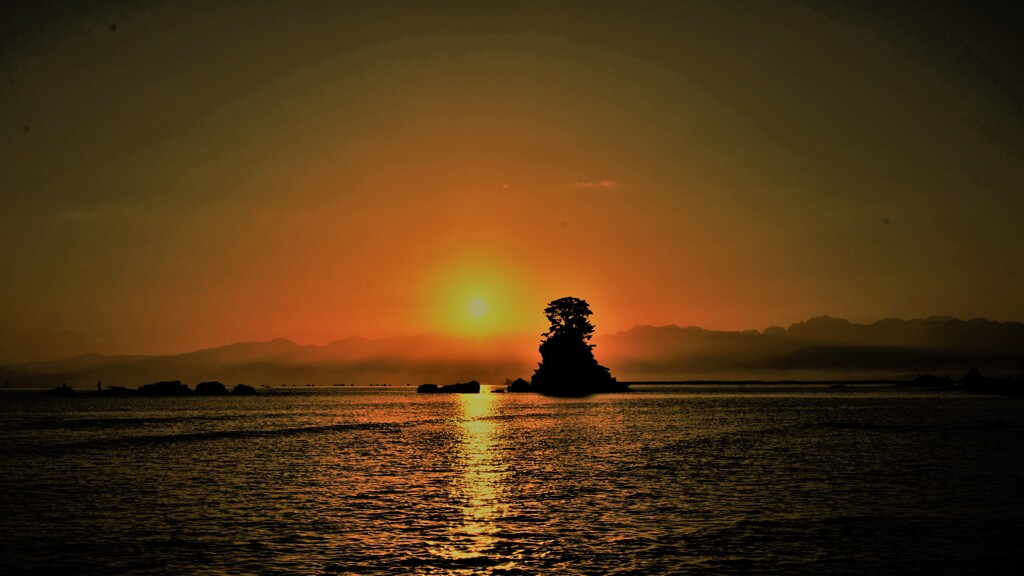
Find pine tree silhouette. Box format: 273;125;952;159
531;296;628;395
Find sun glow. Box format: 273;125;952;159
468;297;488;318
424;255;545;338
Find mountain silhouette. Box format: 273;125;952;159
3;316;1022;387
0;334;536;388
595;316;1024;380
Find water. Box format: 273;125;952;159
2;385;1022;575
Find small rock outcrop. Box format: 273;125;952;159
417;381;480;394
506;378;531;393
137;380;192;396
958;367;1020;395
231;384;257;396
441;380;480;393
195;381;228;395
42;383;75;396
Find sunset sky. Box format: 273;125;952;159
2;1;1022;363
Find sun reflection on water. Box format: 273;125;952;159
440;389;512;566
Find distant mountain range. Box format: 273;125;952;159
0;334;536;389
3;316;1023;388
596;316;1024;381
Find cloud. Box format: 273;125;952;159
570;179;620;190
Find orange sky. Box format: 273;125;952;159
1;1;1022;363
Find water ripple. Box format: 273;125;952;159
1;387;1022;574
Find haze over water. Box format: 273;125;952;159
3;385;1021;574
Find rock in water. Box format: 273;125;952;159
506;378;531;392
438;380;480;393
418;381;480;393
42;384;75;396
137;381;192;396
530;296;630;396
195;381;228;395
231;384;257;396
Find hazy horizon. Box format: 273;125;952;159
5;311;1024;365
6;314;1022;388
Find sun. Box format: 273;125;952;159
467;297;488;318
423;256;542;337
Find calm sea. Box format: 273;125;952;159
1;385;1022;575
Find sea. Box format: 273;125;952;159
1;384;1022;575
